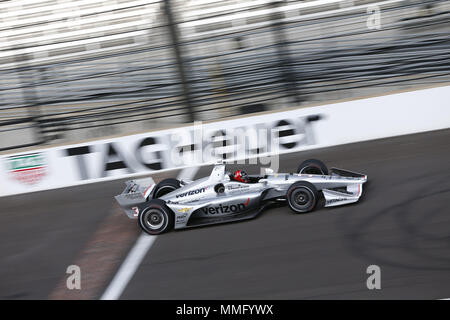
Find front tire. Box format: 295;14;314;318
138;199;174;235
297;159;328;175
287;181;318;213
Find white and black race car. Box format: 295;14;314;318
115;159;367;235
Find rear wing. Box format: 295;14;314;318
114;177;155;219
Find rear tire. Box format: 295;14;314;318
138;199;174;235
287;181;318;213
297;159;328;175
152;178;181;198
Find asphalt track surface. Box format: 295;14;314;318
0;129;449;299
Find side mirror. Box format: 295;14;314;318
179;179;193;186
214;183;225;194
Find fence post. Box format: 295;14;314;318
163;0;196;123
269;0;303;105
16;63;46;145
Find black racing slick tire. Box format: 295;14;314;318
287;181;318;214
138;199;174;235
152;178;181;198
297;159;328;175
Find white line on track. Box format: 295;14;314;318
100;167;199;300
100;233;156;300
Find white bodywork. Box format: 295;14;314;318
115;163;368;229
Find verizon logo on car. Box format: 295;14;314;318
176;187;207;198
202;198;250;214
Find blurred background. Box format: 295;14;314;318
1;0;450;301
1;0;449;151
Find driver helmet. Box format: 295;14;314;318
234;170;249;182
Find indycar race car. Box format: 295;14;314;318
115;159;367;235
